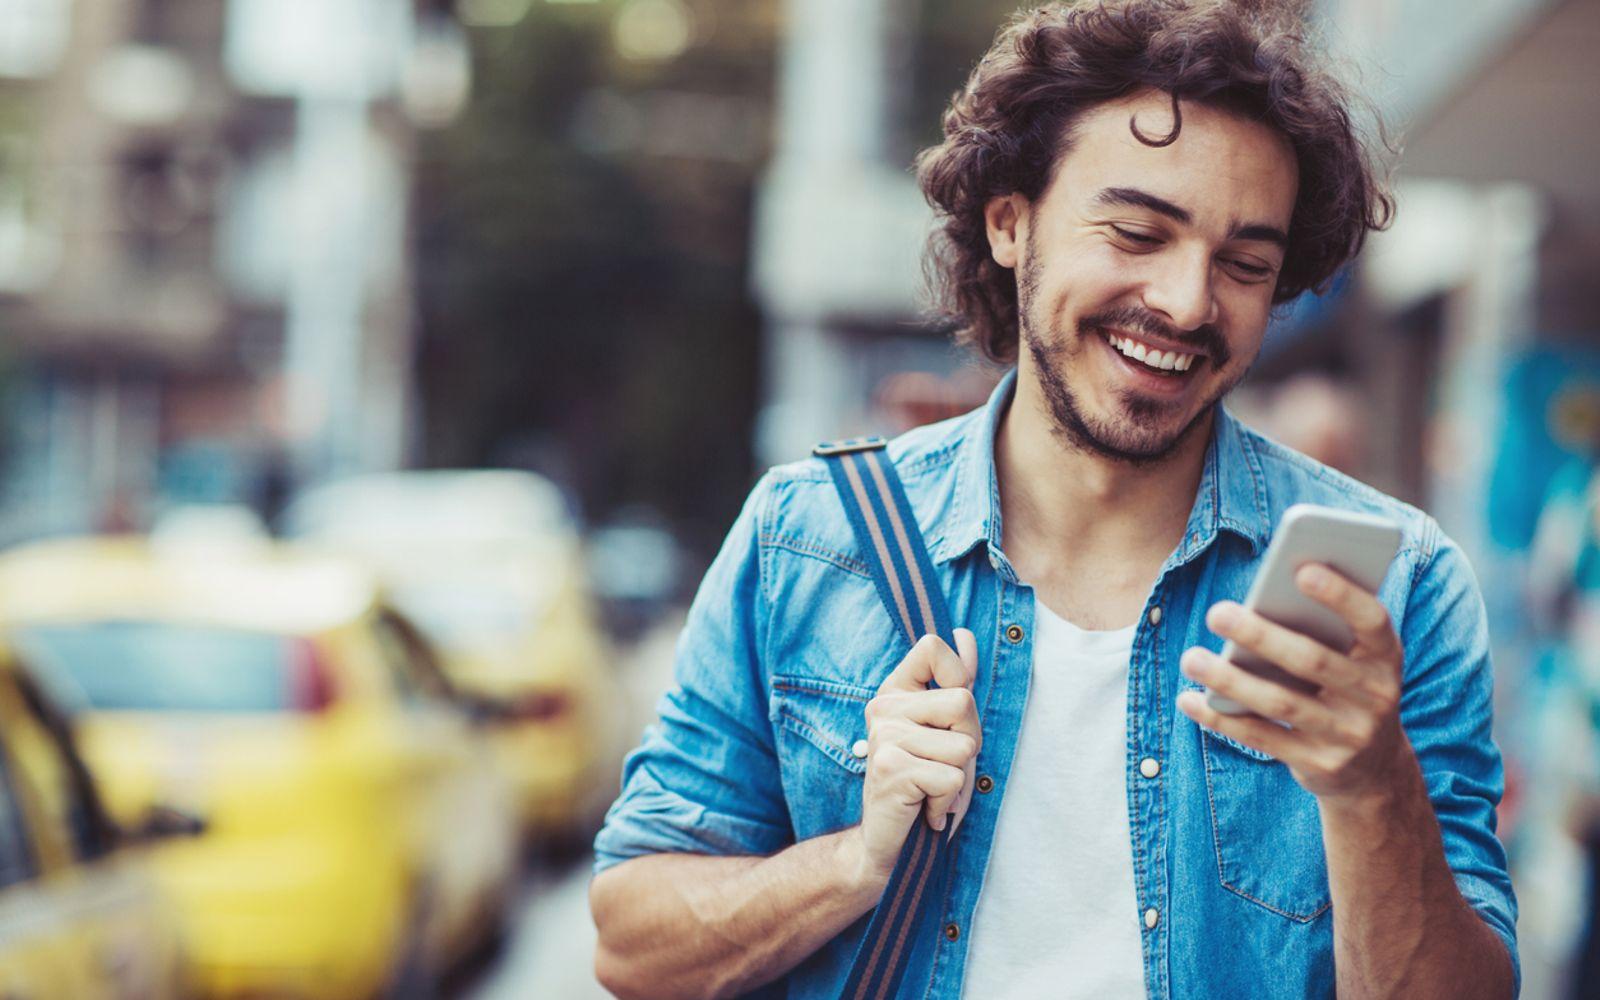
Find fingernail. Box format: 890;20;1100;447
1208;603;1238;627
1180;650;1208;678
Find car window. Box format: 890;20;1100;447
17;621;300;714
0;750;37;889
388;572;549;650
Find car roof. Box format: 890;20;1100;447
0;536;381;635
283;469;574;545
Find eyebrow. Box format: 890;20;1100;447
1227;222;1289;248
1092;186;1288;248
1095;186;1190;224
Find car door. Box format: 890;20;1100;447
368;609;516;964
0;661;187;1000
0;734;83;1000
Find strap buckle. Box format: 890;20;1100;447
811;436;888;457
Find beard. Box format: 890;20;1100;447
1017;231;1246;466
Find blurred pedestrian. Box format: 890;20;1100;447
873;370;999;435
1525;434;1600;998
1255;374;1370;478
590;3;1516;998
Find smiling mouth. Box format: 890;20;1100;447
1100;330;1202;376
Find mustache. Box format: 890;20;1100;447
1077;306;1231;367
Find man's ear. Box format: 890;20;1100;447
984;194;1026;270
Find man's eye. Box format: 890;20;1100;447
1110;225;1160;247
1225;258;1273;280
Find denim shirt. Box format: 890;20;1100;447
595;371;1519;999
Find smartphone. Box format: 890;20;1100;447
1206;504;1403;717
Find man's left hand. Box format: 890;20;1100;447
1175;563;1411;802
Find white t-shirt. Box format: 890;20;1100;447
959;598;1148;999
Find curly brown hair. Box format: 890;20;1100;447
916;0;1395;364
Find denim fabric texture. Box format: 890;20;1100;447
594;370;1519;999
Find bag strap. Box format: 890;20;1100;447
814;436;962;1000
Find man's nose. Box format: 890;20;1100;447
1142;248;1219;332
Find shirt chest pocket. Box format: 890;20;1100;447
769;674;871;840
1201;725;1333;923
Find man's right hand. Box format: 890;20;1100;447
853;629;982;889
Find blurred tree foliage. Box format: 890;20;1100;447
414;1;775;553
414;0;1017;553
902;0;1022;165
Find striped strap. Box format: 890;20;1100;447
814;437;961;1000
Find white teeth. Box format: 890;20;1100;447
1103;331;1197;373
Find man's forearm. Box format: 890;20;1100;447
1320;741;1513;999
590;827;884;1000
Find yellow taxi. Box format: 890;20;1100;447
0;536;520;1000
0;636;189;1000
285;470;626;843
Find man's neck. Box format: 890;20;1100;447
996;374;1211;617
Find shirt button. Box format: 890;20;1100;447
1147;606;1163;626
1144;907;1160;929
944;922;960;942
1004;623;1025;643
976;774;994;794
851;739;869;759
1139;758;1161;779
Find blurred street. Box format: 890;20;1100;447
451;611;681;1000
455;857;610;1000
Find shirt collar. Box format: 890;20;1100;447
930;369;1013;566
931;367;1271;567
1184;405;1272;559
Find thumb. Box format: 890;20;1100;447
951;755;977;836
949;627;979;837
953;628;978;688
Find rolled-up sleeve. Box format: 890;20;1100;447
1400;522;1520;990
593;473;793;875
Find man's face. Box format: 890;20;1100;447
993;89;1299;464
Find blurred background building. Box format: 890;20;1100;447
0;0;1597;997
0;0;454;542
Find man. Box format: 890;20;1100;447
590;2;1518;997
